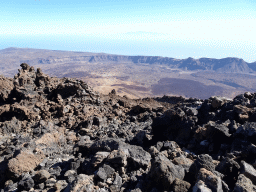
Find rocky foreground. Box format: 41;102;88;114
0;63;256;192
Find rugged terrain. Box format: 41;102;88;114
0;63;256;191
1;47;256;99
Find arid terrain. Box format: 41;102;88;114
0;63;256;191
1;47;256;99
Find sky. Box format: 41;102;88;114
0;0;256;62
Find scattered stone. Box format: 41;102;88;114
64;170;77;183
192;154;216;176
92;151;110;167
8;150;45;178
54;180;68;192
45;177;57;188
197;168;223;192
149;153;185;190
234;174;256;192
171;178;191;192
211;96;230;108
18;176;34;191
69;174;95;192
172;155;194;172
1;64;256;191
240;161;256;185
193;180;213;192
34;170;51;183
96;164;115;182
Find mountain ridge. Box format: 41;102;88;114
1;47;255;74
1;47;256;99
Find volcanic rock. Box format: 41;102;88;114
234;174;256;192
1;63;256;191
8;150;45;178
240;160;256;185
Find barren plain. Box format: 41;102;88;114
1;47;256;99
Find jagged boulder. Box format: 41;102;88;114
149;153;185;190
236;122;256;142
1;64;256;191
152;108;194;146
210;96;231;109
234;174;256;192
79;138;151;170
0;76;13;104
8;150;45;179
240;161;256;185
195;168;224;192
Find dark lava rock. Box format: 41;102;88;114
233;174;256;192
240;161;256;185
171;178;191;192
18;176;34;191
1;63;256;192
149;153;185;190
34;170;51;183
95;164;115;182
190;154;216;179
235;122;256;144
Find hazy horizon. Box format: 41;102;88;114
1;0;256;62
1;45;256;64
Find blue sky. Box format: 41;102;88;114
0;0;256;62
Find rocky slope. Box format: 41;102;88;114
0;63;256;192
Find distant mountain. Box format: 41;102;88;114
88;55;255;73
247;62;256;71
1;47;255;74
1;47;256;99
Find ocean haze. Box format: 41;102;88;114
1;0;256;62
1;34;255;63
